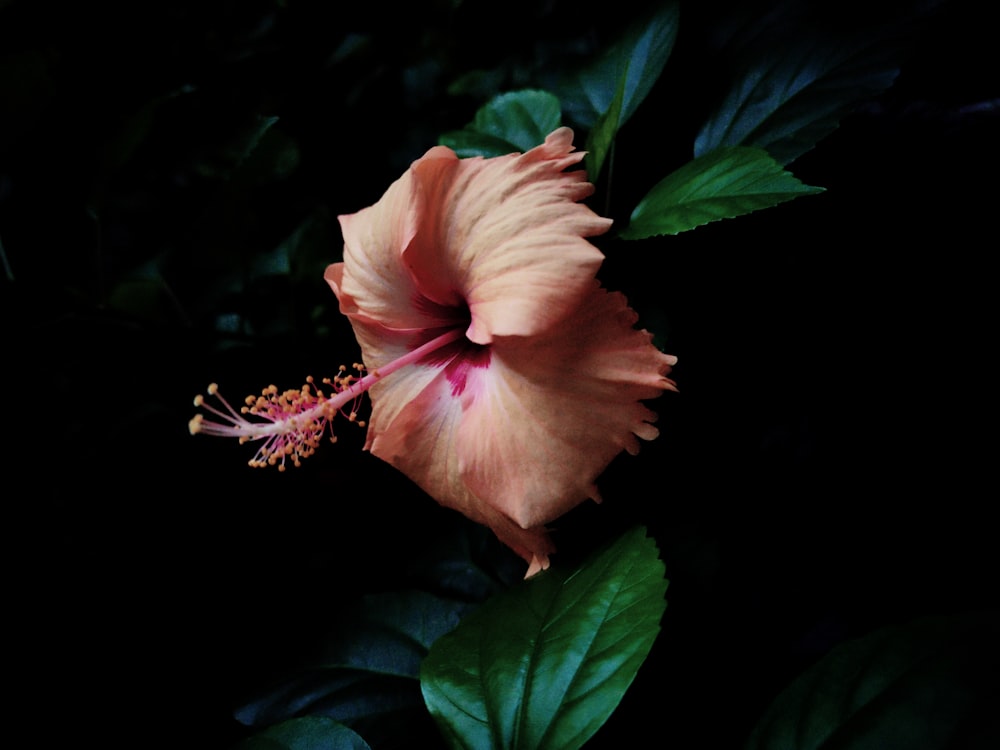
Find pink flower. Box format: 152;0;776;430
325;128;676;576
191;128;675;576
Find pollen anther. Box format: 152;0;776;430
189;363;370;469
190;329;464;469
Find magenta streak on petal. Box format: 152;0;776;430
443;344;491;397
414;330;491;398
406;295;491;397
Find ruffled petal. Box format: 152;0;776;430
404;128;611;344
455;285;676;529
356;284;674;571
335;128;609;342
368;363;556;575
336;168;463;332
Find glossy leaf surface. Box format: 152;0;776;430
559;2;679;131
422;527;667;750
439;90;561;158
620;145;822;238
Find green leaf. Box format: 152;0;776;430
558;1;679;131
192;113;299;182
239;716;371;750
747;612;1000;750
236;591;473;729
421;527;668;750
439;90;561;158
271;207;336;283
235;527;518;748
695;28;903;164
232;114;281;169
584;67;626;184
619;146;823;239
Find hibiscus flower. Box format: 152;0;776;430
190;127;676;577
327;128;676;576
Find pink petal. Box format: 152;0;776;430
368;361;556;574
398;128;611;344
335;166;463;332
334;128;610;343
455;285;676;529
360;285;675;572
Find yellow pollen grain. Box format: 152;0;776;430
192;368;372;471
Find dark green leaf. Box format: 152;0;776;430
271;207;337;283
439;90;561;157
107;278;174;322
695;28;903;164
404;523;525;602
447;68;507;99
233;121;301;185
619;146;823;239
239;716;371;750
232;114;281;169
106;256;189;324
194;114;297;181
421;527;667;750
236;591;472;728
584;67;625;184
747;612;1000;750
436;130;529;160
558;1;679;131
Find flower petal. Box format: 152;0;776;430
359;284;674;571
336;164;463;332
455;286;676;529
327;262;471;450
404;127;612;344
368;362;556;574
335;128;611;342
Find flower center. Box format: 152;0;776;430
189;327;466;470
443;340;491;397
417;326;492;397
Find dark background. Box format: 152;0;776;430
2;0;996;747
